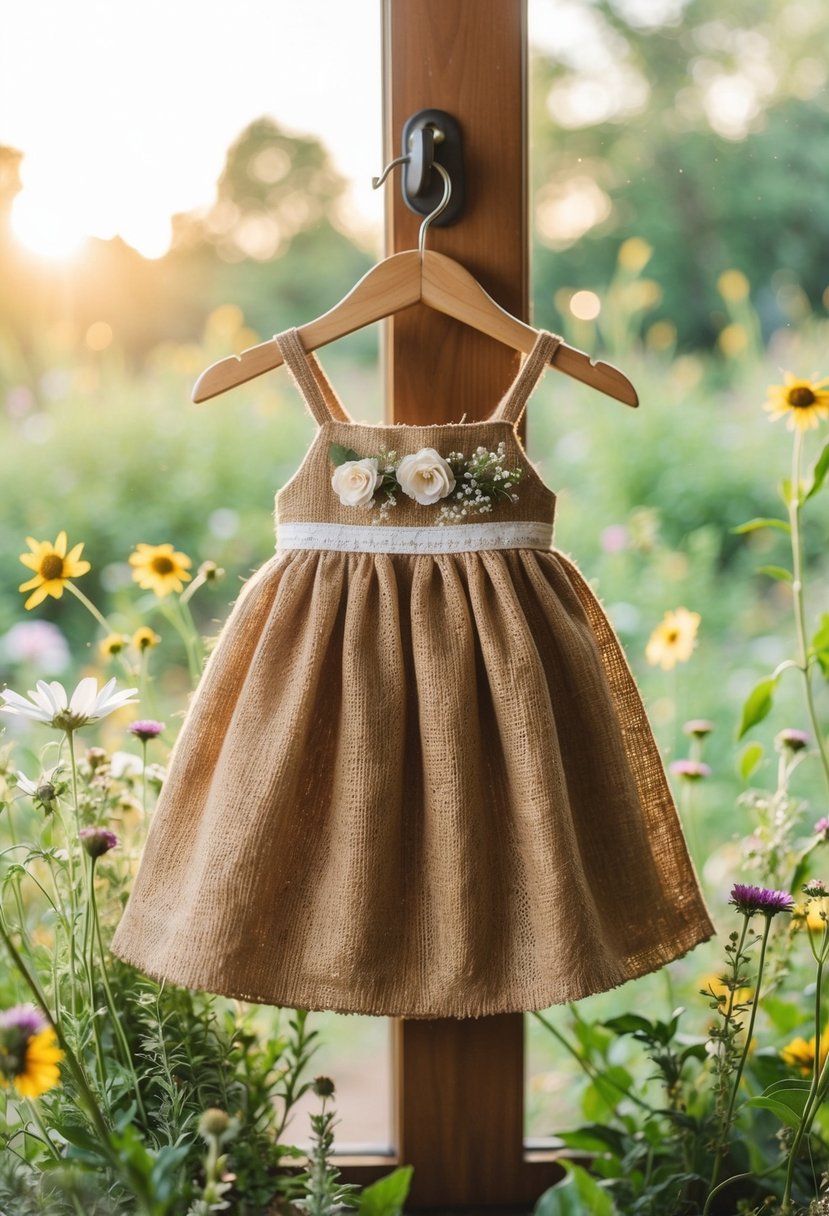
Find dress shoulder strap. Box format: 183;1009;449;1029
274;328;353;426
489;330;563;425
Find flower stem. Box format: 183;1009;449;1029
789;428;829;795
0;914;156;1210
781;923;829;1210
532;1010;654;1114
65;581;113;634
158;596;202;685
89;858;148;1123
704;913;773;1213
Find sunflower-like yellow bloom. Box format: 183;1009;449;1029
99;633;130;660
129;543;192;598
780;1030;829;1077
645;607;701;671
132;626;161;652
15;1028;64;1098
0;1008;63;1099
18;531;91;610
764;374;829;431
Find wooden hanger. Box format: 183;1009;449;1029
192;165;638;408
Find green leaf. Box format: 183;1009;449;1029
358;1166;414;1216
756;565;793;582
805;439;829;502
601;1014;655;1037
554;1126;628;1156
534;1162;620;1216
739;741;765;781
329;442;361;466
812;614;829;678
743;1081;810;1130
732;517;791;535
582;1065;636;1121
737;677;777;739
764;1078;811;1098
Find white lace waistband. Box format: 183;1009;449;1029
276;520;554;555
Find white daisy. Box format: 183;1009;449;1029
1;677;138;732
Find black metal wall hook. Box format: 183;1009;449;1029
372;108;465;230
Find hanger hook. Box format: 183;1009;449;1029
417;161;451;257
372;148;454;258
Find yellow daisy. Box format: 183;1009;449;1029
18;531;91;611
0;1007;63;1099
14;1028;64;1098
780;1030;829;1077
132;626;161;652
764;374;829;431
645;607;701;671
99;633;130;660
129;543;192;597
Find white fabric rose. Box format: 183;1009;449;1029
396;448;456;505
331;458;380;508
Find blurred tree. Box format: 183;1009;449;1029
169;116;373;346
530;0;829;348
0;119;373;379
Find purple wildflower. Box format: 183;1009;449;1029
128;719;165;742
683;719;715;738
79;827;119;859
816;817;829;838
729;883;795;918
803;880;828;898
0;1004;47;1037
776;729;811;754
670;759;712;781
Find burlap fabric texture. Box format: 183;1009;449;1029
111;328;714;1018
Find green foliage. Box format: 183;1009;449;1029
738;677;779;739
357;1167;414;1216
530;0;829;350
534;1161;621;1216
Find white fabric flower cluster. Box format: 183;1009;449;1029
330;442;521;523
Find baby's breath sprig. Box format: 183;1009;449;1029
438;441;524;525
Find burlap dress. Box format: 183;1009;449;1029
111;328;713;1019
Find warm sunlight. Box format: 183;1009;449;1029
11;200;87;260
1;0;383;262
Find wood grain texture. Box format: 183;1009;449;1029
339;0;561;1208
382;0;529;423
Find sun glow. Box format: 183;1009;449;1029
11;197;87;260
9;150;175;261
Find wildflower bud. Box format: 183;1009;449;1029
199;560;224;583
35;783;57;807
198;1108;230;1138
669;759;712;781
132;627;161;652
803;880;828;898
86;747;108;772
816;817;829;839
776;729;811;754
79;827;119;859
99;633;129;659
312;1076;335;1098
128;720;165;742
683;719;715;738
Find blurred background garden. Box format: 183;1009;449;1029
2;0;829;1192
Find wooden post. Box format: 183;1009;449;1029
353;0;561;1208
